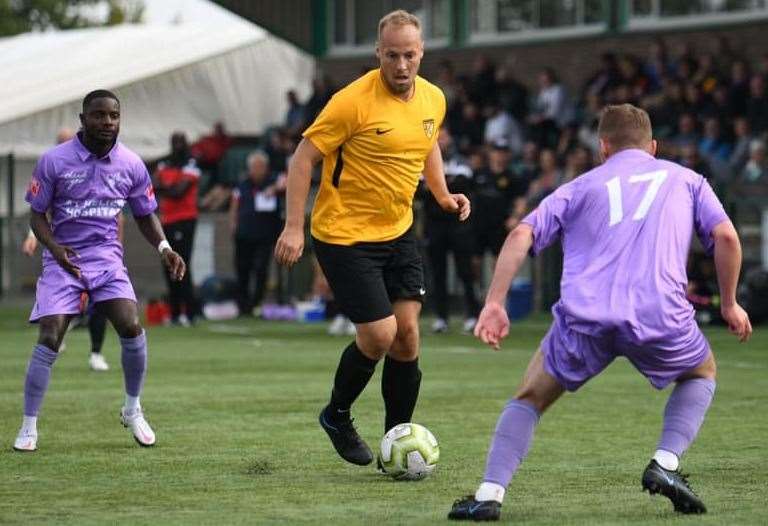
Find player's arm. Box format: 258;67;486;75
21;228;37;256
474;224;534;350
423;142;470;221
228;191;240;237
133;213;185;281
274;138;323;266
712;220;752;342
30;210;82;278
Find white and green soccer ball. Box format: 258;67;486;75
379;423;439;480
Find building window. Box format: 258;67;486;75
330;0;450;53
628;0;768;28
469;0;606;43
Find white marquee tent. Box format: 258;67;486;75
0;21;316;160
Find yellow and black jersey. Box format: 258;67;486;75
303;68;446;245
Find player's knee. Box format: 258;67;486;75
513;386;551;414
37;321;65;351
357;323;397;359
114;319;143;339
390;323;419;361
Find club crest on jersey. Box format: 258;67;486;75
423;119;435;139
28;177;41;196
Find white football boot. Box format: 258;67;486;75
431;318;449;333
13;429;37;452
462;317;478;334
89;352;110;371
328;314;347;336
120;406;156;447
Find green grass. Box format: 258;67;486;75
0;306;765;525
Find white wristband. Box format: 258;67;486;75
157;240;171;254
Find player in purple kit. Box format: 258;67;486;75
449;104;752;521
13;90;186;452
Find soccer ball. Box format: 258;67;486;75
379;423;439;480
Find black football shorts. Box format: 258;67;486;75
312;228;425;323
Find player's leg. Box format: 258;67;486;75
450;311;613;521
251;241;273;311
426;221;449;332
14;314;73;452
314;237;396;465
176;219;197;322
87;296;110;371
453;226;480;332
162;222;184;322
382;299;422;432
632;334;716;514
235;238;256;316
96;298;155;446
449;349;564;521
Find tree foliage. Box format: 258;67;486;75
0;0;145;37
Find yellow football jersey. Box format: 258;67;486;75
304;68;446;245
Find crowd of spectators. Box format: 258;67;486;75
163;36;768;325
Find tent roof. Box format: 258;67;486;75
0;21;265;124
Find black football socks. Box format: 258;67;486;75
327;341;378;423
382;355;422;432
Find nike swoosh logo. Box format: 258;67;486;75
468;502;484;514
376;128;393;135
660;472;674;485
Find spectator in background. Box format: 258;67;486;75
154;131;200;326
730;117;754;173
511;141;540;183
671;113;699;150
304;75;334;125
435;60;460;109
284;90;306;138
473;141;529;261
494;62;529;121
526;148;561;207
678;143;712;181
728;60;750;115
229;151;286;316
698;117;732;165
454;101;485;153
746;75;768;134
423;128;480;334
484;101;523;155
741;139;767;185
195;122;234;211
528;68;570;147
562;146;592;183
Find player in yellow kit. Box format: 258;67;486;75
275;10;470;466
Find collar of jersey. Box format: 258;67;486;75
606;148;655;163
73;132;119;162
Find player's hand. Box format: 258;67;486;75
50;244;81;279
161;248;186;281
439;193;471;221
21;235;38;256
474;301;510;351
721;303;752;342
275;226;304;267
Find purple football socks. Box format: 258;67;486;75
121;331;147;397
657;378;716;458
482;399;541;487
23;344;59;417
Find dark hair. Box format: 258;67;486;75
82;89;120;112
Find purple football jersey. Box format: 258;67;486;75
522;149;729;344
25;134;156;271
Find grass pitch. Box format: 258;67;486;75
0;306;765;525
